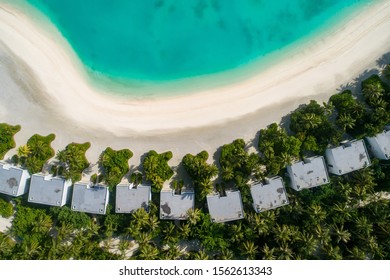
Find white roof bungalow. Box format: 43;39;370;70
287;156;330;191
325;139;371;175
366;127;390;160
0;163;30;197
207;190;244;223
160;189;195;220
250;177;289;212
28;174;72;207
115;183;151;213
71;182;109;215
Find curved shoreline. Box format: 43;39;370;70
1;1;390;165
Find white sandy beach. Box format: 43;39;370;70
1;1;390;167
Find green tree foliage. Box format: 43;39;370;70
361;75;389;106
99;147;133;188
182;151;218;200
143;150;173;192
219;139;260;202
290;100;340;152
56;142;91;182
258;123;301;175
18;134;55;174
12;204;53;242
0;123;21;159
49;206;91;230
360;75;390;136
0;198;13;218
330;90;367;136
0;232;15;259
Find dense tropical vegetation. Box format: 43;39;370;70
0;123;20;160
0;70;389;260
0;197;13;218
182;151;218;201
142;150;174;192
98;147;133;189
54;142;91;182
15;134;56;174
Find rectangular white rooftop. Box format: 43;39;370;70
115;183;151;213
71;182;109;215
250;177;289;212
207;190;244;223
160;189;195;220
325;139;371;175
28;174;72;207
366;128;390;160
287;156;330;191
0;163;30;197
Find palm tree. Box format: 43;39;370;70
132;208;149;228
135;232;152;247
353;216;373;238
307;203;327;225
161;223;178;245
276;243;294;260
331;202;353;224
179;223;191;240
221;165;234;181
279;152;293;166
17;145;31;158
246;213;270;236
241;241;258;260
363;82;385;105
331;224;351;244
301;113;322;130
337;113;355;130
193;249;209;260
118;239;131;260
261;243;276;260
147;215;160;234
297;232;318;257
323;244;342;260
314;224;331;247
138;244;159;260
0;233;14;258
219;248;234;260
187;208;201;226
32;215;52;234
273;224;292;245
229;223;244;243
347;246;367;260
162;245;182;260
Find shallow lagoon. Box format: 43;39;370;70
20;0;372;84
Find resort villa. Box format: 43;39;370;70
366;127;390;160
159;189;195;220
325;140;371;175
28;174;72;207
115;183;151;213
250;176;289;213
0;163;30;197
71;182;110;215
287;156;330;191
206;190;244;223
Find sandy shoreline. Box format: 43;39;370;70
1;1;390;167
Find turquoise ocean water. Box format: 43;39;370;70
5;0;374;92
